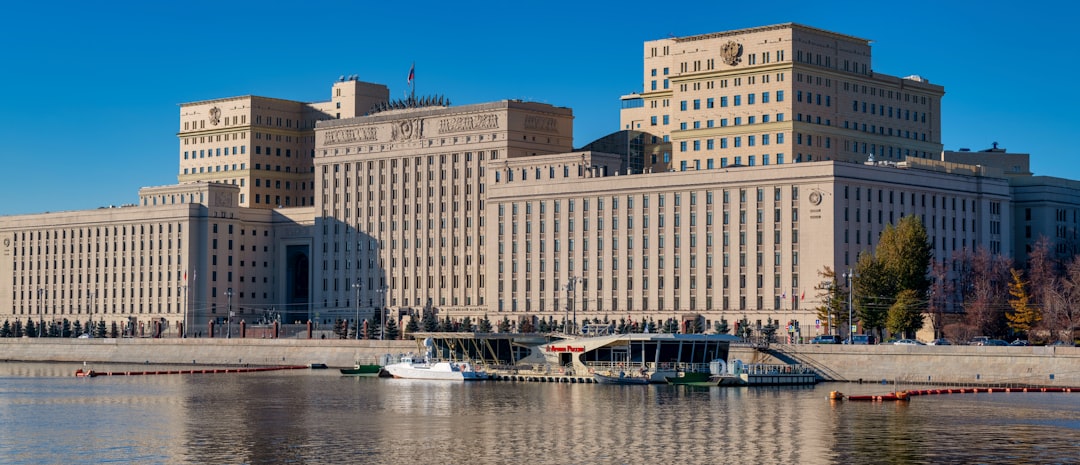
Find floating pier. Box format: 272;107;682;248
74;365;310;378
832;386;1080;402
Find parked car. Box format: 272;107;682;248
893;339;925;345
928;338;952;346
970;336;990;345
850;334;877;345
976;339;1008;346
811;335;843;344
1009;339;1030;346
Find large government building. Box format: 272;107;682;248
2;23;1077;339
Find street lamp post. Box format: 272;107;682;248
843;270;855;344
88;291;95;337
377;287;386;340
225;288;233;339
352;280;362;340
565;277;580;335
37;288;46;338
821;280;832;336
180;281;188;338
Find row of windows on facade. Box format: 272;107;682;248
676;154;786;170
14;267;185;293
182;164;247;175
325;167;485;191
321;151;497;174
501;263;804;291
181;131;247;146
12;224;184;242
666;48;787;75
679;132;786;151
498;208;801;238
183;146;246;159
666;112;787;130
649;69;787;92
14;302;186;315
497;190;802;218
843;187;983;213
677;91;786;112
496;295;803;312
795;49;869;77
499;238;802;269
841;122;930;146
12;238;183;259
321;292;484;310
497;247;800;279
182;114;248;131
796;72;932;107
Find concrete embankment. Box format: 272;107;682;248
731;344;1080;386
4;339;1078;386
0;338;416;368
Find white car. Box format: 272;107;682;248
893;339;925;345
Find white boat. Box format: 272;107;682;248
382;356;488;381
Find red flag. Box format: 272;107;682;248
407;63;414;85
800;290;805;301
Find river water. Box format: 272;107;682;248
1;362;1078;465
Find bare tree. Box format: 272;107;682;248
956;246;1013;338
1050;256;1080;343
928;258;954;339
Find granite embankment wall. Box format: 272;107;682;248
0;338;416;368
731;344;1080;386
3;339;1078;386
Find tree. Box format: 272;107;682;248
853;251;889;337
110;321;119;338
405;315;420;335
956;246;1013;337
461;316;474;332
815;267;847;335
72;320;83;338
477;315;493;333
714;319;730;335
1;320;10;337
333;319;348;339
927;259;954;339
855;215;933;339
383;317;400;340
14;320;24;338
518;317;536;333
1050;256;1080;343
1006;268;1040;337
887;289;925;339
497;316;511;333
95;320;106;338
421;310;438;332
62;319;72;338
25;319;37;338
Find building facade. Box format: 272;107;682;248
486;155;1011;335
177;79;388;210
620;23;944;174
2;24;1078;338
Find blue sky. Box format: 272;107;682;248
0;1;1073;216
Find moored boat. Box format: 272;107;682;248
665;371;713;385
382;356;488;381
594;371;650;385
339;362;382;376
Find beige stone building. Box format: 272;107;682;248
177;79;387;209
310;100;583;323
2;24;1078;340
620;23;944;174
486;155;1011;336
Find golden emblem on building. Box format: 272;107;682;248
209;106;221;126
721;41;743;66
